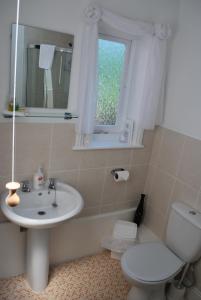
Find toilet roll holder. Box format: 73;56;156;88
111;168;125;179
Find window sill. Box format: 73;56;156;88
73;143;144;150
74;128;144;150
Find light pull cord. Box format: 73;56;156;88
12;0;20;182
6;0;21;207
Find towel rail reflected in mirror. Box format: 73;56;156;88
6;24;75;118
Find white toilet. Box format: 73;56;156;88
121;202;201;300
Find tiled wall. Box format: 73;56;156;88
144;126;201;291
0;122;154;222
1;122;201;290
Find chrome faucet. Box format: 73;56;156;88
48;178;56;190
21;180;31;192
48;178;58;207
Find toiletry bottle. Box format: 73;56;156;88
8;101;13;112
133;194;146;227
7;98;19;112
33;166;45;190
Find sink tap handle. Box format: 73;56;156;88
21;180;31;192
48;178;56;190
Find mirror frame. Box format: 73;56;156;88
9;23;75;118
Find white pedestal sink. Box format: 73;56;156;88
26;228;50;292
1;181;83;292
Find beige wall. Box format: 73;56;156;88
144;126;201;291
164;0;201;141
0;122;153;222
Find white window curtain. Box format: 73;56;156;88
127;24;171;130
76;3;171;145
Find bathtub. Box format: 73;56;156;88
0;208;136;278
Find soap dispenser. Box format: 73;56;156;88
33;166;45;190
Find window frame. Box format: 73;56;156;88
73;31;145;150
94;34;131;134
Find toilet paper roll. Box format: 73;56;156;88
114;170;129;182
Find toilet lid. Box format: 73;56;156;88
121;242;184;283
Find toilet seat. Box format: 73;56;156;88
121;242;184;284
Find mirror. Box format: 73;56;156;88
10;24;74;111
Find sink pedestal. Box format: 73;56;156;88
26;228;50;292
1;181;83;292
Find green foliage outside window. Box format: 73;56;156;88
96;38;126;125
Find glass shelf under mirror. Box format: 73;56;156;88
3;110;78;120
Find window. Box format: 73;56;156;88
74;5;167;150
94;35;130;134
74;31;146;150
74;33;141;150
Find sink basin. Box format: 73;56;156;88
1;181;83;229
1;181;84;292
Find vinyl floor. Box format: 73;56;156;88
0;251;130;300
